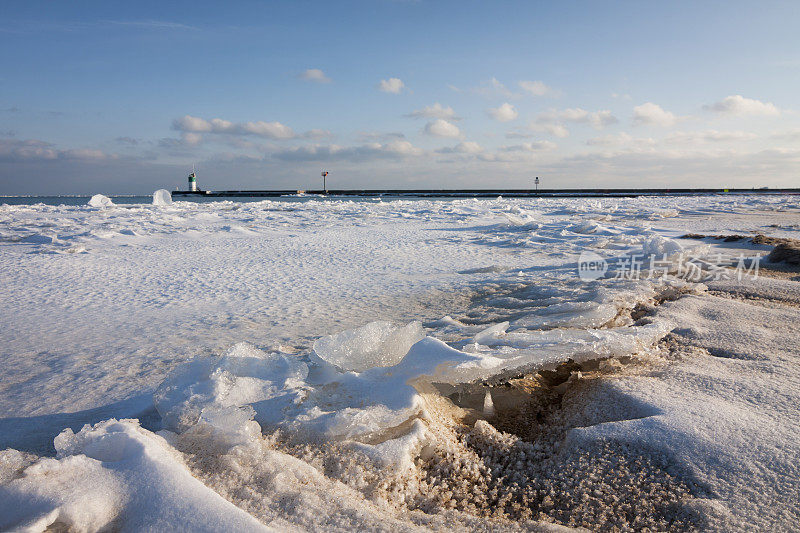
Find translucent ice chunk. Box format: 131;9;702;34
642;234;683;256
313;320;426;372
154;342;309;432
483;390;495;417
152;189;173;206
88;194;114;207
189;405;263;450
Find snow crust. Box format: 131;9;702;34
565;280;800;530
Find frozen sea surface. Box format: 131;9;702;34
1;194;799;531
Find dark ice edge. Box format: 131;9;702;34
173;188;800;199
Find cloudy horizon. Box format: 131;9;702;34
1;1;798;195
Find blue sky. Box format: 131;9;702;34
1;0;798;194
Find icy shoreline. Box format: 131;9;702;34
1;195;799;530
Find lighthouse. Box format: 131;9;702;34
188;171;197;192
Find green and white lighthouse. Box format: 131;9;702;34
188;170;197;191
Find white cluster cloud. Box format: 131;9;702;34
357;131;406;142
505;131;535;139
530;123;570;138
594;111;618;129
500;140;557;152
378;78;405;94
771;129;800;141
474;77;514;98
273;140;422;162
665;130;756;144
304;129;334;139
531;107;617;136
181;132;203;146
584;129;757;153
518;80;558;97
173;115;296;139
488;103;518;122
436;141;483;154
475;140;557;162
475;78;559;99
550;147;800;187
65;148;108;159
586;132;656;148
436;140;556;162
633;102;679;127
424;119;462;138
405;103;459;120
704;95;780;116
16;85;786;190
107;20;197;31
298;69;331;83
0;138;111;161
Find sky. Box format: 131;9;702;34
1;0;799;194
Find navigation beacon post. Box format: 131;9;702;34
321;171;329;194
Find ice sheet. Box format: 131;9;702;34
2;194;799;531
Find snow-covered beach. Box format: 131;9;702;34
1;194;799;531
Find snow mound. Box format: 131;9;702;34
642;234;683;256
0;419;272;532
152;189;173;206
87;194;113;208
154;342;310;433
313;320;426;372
501;211;540;229
567;220;602;234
